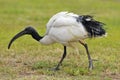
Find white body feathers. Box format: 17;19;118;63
40;12;88;46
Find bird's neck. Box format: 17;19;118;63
30;29;43;41
31;32;43;41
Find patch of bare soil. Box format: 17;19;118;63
102;73;120;80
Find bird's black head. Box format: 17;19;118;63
24;26;36;34
8;26;42;49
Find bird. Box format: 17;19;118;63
8;11;106;71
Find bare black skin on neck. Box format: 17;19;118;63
24;27;43;41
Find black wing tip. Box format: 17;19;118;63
80;15;93;19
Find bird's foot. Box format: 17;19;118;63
88;59;98;70
88;62;93;71
49;67;60;71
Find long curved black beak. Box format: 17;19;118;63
8;30;27;49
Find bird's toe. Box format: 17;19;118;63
49;67;60;71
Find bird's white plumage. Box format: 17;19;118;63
40;11;88;46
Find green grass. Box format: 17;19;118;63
0;0;120;80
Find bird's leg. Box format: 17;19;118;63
53;46;67;71
79;40;93;70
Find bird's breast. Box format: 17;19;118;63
39;35;55;45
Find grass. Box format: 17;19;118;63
0;0;120;80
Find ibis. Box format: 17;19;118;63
8;11;106;70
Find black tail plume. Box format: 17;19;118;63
77;15;106;37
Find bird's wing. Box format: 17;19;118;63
46;11;79;34
45;12;88;43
